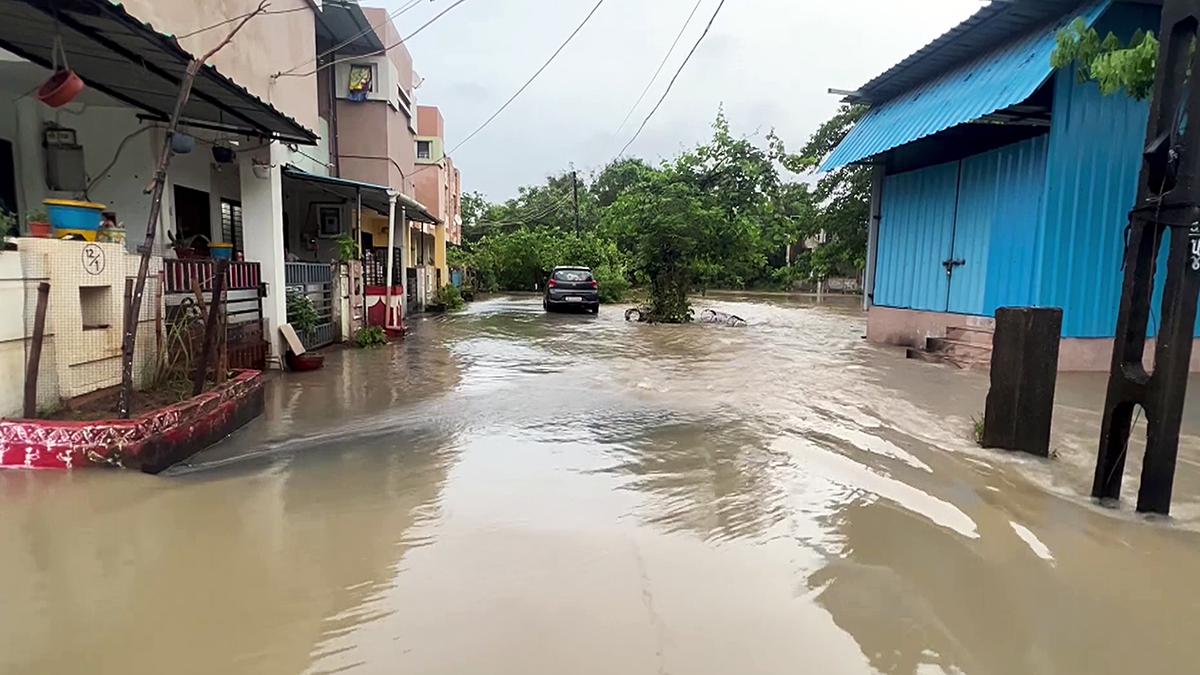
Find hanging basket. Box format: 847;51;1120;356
171;133;195;154
37;69;84;108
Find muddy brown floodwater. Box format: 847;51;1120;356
4;295;1200;674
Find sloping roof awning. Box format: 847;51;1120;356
821;0;1110;172
0;0;318;145
282;166;439;225
845;0;1106;105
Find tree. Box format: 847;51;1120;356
1052;18;1158;100
771;104;870;279
604;169;724;322
592;158;653;208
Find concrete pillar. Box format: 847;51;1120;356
434;219;447;290
240;143;288;366
384;193;398;328
398;207;409;321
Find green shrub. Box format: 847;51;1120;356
434;284;466;311
354;325;389;348
286;289;319;334
594;265;630;303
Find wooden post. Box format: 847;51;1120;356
23;282;50;418
193;260;228;395
217;279;228;385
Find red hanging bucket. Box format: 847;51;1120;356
37;69;84;108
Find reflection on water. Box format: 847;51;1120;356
2;294;1200;674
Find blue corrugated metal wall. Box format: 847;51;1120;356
983;136;1050;314
1034;13;1154;336
950;135;1048;315
875;162;959;312
1033;3;1199;338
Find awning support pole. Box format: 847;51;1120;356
385;193;398;329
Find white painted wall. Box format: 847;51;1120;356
4;97;170;254
0;242;160;417
241;144;288;365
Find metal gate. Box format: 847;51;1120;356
286;262;337;350
163;259;267;370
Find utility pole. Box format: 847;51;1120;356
572;170;580;233
1093;0;1200;515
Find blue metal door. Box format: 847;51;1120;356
948;136;1049;315
875;161;960;312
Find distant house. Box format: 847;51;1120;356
822;0;1187;371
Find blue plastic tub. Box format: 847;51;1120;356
45;199;104;241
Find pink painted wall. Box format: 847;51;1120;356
417;105;444;138
867;305;1200;372
120;0;319;133
335;7;416;196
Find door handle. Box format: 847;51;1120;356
942;258;966;274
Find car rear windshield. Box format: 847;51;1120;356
553;269;593;282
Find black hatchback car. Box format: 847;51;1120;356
543;266;600;313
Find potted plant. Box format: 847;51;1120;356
335;235;359;263
25;208;51;238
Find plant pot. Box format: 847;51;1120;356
37;69;84;108
285;351;325;372
251;160;272;179
171;133;195;154
212;145;236;164
27;221;52;238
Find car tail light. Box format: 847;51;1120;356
548;278;557;288
590;280;599;289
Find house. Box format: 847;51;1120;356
313;4;446;317
822;0;1189;371
0;0;331;415
0;0;460;419
414;104;463;298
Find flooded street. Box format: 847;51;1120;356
4;295;1200;674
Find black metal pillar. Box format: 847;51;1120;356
1094;0;1200;515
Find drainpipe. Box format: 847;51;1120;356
354;187;362;255
385;191;398;328
864;163;885;311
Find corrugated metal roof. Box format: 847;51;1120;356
821;0;1109;172
0;0;318;145
282;166;440;224
848;0;1111;105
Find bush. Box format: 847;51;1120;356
286;289;319;334
354;325;389;348
594;265;630;303
434;284;466;311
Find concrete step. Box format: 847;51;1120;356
926;336;993;357
945;325;995;345
907;345;990;370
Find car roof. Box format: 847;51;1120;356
552;266;592;271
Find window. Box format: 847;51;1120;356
552;269;593;282
317;204;342;238
220;199;243;253
417;140;432;160
347;63;375;101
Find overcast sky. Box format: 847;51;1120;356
381;0;981;201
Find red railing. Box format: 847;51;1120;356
164;259;261;294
